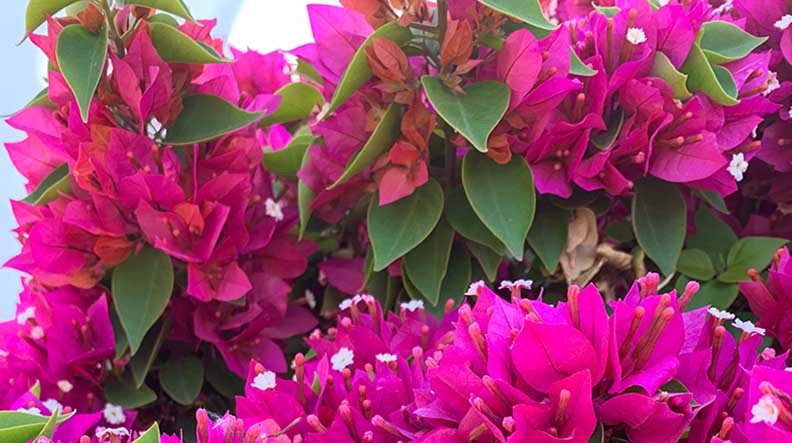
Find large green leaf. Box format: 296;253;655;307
591;108;624;151
477;0;557;31
699;21;767;65
263;135;318;179
0;423;45;443
422;77;509;152
632;179;686;276
22;164;70;205
132;423;162;443
149;22;227;63
462;153;535;259
330;104;403;188
403;219;455;306
129;319;169;388
570;49;597;76
112;246;174;354
327;22;413;114
680;43;739;106
165;95;264;145
466;240;501;282
445;187;505;254
677;249;716;281
696;189;728;214
719;237;788;283
127;0;194;20
687;205;737;269
677;276;738;311
431;244;472;317
368;178;444;271
36;409;59;439
104;374;157;409
160;356;204;405
297;148;315;239
56;24;108;123
650;52;691;100
24;0;81;35
0;410;75;443
261;83;324;126
205;358;244;399
527;204;569;271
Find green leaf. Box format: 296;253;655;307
650;52;691;100
699;21;767;65
680;43;739;106
696;189;728;214
149;22;227;64
297;148;315;239
56;24;108;123
677;249;716;281
263;135;318;179
0;409;75;443
677;276;738;311
147;13;180;27
22;164;70;205
297;60;324;84
593;5;620;17
129;318;169;388
103;374;157;408
112;246;174;354
588;422;605;443
422;77;510;152
29;381;41;399
326;22;413;114
591;108;624;150
688;205;737;269
0;423;45;443
330;104;403;188
127;0;194;20
403;219;455;305
477;0;557;31
165;95;264;145
160;356;204;405
527;204;569;271
205;358;244;399
660;379;690;394
368;178;444;271
445;187;505;253
570;49;597;76
431;244;472;317
719;237;788;283
131;423;162;443
36;409;58;439
466;240;501;282
260;83;324;126
462;153;535;259
604;220;634;243
632;179;686;276
24;0;81;35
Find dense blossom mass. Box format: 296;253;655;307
1;0;792;441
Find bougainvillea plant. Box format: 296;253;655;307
1;0;792;441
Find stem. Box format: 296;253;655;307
436;0;448;42
384;277;401;313
99;0;126;57
442;121;456;189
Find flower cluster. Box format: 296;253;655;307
739;247;792;350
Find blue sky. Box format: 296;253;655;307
0;0;337;319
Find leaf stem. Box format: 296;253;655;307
99;0;126;57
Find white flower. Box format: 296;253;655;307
765;71;780;96
657;0;670;5
339;298;355;310
30;326;45;340
43;399;63;414
713;0;733;14
727;153;749;182
400;300;424;312
57;380;74;393
775;14;792;30
707;307;735;321
466;281;486;296
103;403;126;425
17;407;41;415
499;279;533;291
96;428;131;440
304;289;316;309
331;347;355;371
787;106;792;119
376;353;398;363
16;306;35;325
733;318;766;336
626;27;647;45
265;198;284;221
251;371;277;391
750;394;779;425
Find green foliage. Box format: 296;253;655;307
160;356;204;405
149;21;228;63
445;187;505;254
56;24;109;122
719;237;788;283
165;95;264;145
677;249;716;281
477;0;557;31
632;179;686;276
527;204;569;271
104;373;157;408
650;52;691;99
132;423;162;443
681;43;739;105
127;0;194;20
297;148;315;239
263;135;318;179
129;319;169;388
403;219;455;305
261;83;325;126
698;21;767;64
22;164;70;205
24;0;81;35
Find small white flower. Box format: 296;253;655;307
775;14;792;30
304;289;316;309
733;318;766;336
727;153;749;182
786;367;792;372
96;428;131;440
251;371;277;391
764;72;780;96
752;125;760;139
787;106;792;119
265;198;284;221
339;298;354;311
331;347;355;371
17;407;41;415
400;300;424;312
626;27;647;45
376;353;398;363
713;0;733;14
499;279;533;291
43;399;63;414
673;99;684;109
30;326;45;340
466;281;486;296
750;394;779;425
57;380;74;393
657;0;670;5
16;306;35;325
707;307;735;321
103;403;126;425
